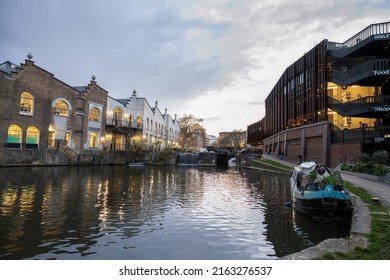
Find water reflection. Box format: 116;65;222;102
0;166;350;260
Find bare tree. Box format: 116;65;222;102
178;114;206;150
217;129;246;149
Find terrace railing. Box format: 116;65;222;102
106;118;143;130
328;95;390;117
329;22;390;49
330;58;390;86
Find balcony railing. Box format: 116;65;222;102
328;95;390;117
106;118;143;129
329;22;390;49
331;124;390;143
331;58;390;85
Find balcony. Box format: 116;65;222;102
328;95;390;118
330;59;390;86
328;22;390;58
106;118;143;132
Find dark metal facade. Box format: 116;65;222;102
264;40;328;138
248;22;390;151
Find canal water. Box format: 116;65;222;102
0;165;350;260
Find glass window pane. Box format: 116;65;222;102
26;126;39;144
7;124;22;143
20;92;34;115
89;108;100;121
89;132;97;148
54;100;69;116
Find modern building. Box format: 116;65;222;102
247;22;390;166
0;55;180;165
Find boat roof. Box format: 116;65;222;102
293;161;316;176
300;162;316;169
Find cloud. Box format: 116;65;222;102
1;0;389;136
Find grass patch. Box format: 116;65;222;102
344;182;372;204
259;159;294;171
316;182;390;259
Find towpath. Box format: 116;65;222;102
260;153;390;259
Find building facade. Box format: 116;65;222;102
0;56;180;165
0;57;107;165
247;22;390;166
106;91;180;151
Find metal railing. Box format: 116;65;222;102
328;95;390;116
58;142;79;162
106;118;143;129
329;22;390;49
334;154;347;166
331;58;390;83
331;125;390;143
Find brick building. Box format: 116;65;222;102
247;22;390;166
0;55;107;165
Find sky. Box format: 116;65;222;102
1;0;389;136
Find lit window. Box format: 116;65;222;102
26;126;39;149
65;132;71;147
89;132;98;148
54;100;69;116
20;92;34;115
89;107;101;121
113;108;123;125
48;131;55;148
7;124;22;149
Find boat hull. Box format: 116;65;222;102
293;195;353;222
289;161;353;222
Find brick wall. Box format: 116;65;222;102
0;59;107;165
264;122;366;167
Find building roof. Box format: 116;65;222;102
0;61;19;75
73;86;87;93
116;99;130;106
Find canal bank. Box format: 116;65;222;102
256;154;390;260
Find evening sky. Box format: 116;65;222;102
1;0;389;135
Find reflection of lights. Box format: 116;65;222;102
1;185;36;242
1;189;18;209
97;180;110;223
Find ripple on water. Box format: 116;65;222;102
0;165;348;260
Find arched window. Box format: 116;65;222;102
54;100;69;116
20;92;34;115
26;126;39;149
7;124;22;149
89;107;100;121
